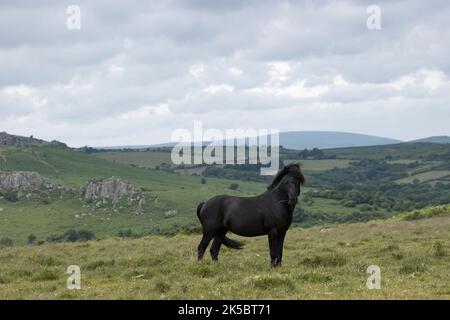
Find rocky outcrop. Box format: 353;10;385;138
0;171;54;190
0;132;67;148
81;177;141;202
0;132;44;147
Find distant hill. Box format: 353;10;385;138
277;131;401;150
411;136;450;144
97;131;402;150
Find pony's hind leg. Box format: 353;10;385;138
197;233;214;260
210;231;226;261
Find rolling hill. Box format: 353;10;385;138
411;136;450;144
97;131;402;150
277;131;401;150
0;132;449;245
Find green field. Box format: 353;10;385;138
0;145;264;244
285;159;350;172
1;141;450;244
396;170;450;184
0;141;449;299
0;213;448;299
323;142;450;160
94;151;172;168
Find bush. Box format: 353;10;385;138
200;178;207;184
2;190;18;202
229;183;239;190
27;234;37;244
0;237;14;247
433;242;446;258
46;229;95;243
117;229;136;238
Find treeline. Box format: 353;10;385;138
284;148;336;160
307;159;450;212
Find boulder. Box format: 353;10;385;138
81;177;141;202
0;171;54;190
164;209;178;217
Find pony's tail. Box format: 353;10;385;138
223;237;244;249
196;202;204;220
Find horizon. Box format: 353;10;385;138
1;1;450;147
3;128;448;149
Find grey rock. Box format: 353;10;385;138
164;209;178;217
81;177;141;202
0;171;54;190
0;131;44;147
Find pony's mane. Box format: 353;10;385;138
267;163;305;190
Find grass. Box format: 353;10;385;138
399;205;450;220
0;216;448;299
94;151;172;168
323;142;450;160
0;145;266;244
285;159;350;172
0;145;392;244
395;170;450;184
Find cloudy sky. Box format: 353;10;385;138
1;0;449;147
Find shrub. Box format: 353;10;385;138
200;178;207;184
402;205;450;220
432;242;446;258
2;190;18;202
46;230;95;243
27;234;37;244
0;237;14;247
229;183;239;190
117;229;136;238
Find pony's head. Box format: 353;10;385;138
267;163;305;190
267;163;306;209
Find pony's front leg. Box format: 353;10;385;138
278;231;286;265
268;230;283;267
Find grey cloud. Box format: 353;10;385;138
0;0;449;146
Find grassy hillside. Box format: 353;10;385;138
0;145;264;244
323;142;450;160
0;214;448;299
1;142;449;244
94;151;172;169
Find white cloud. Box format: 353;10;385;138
118;103;171;120
229;67;243;76
189;64;205;80
203;84;234;94
267;62;291;83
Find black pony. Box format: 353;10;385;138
196;163;305;267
